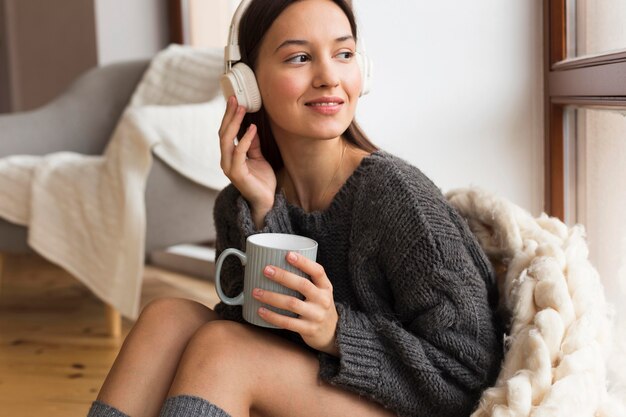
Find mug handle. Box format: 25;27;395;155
214;248;246;306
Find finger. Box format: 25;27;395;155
231;124;257;168
220;104;246;146
252;288;310;318
246;130;264;160
219;104;246;172
285;252;331;290
218;96;238;137
263;265;317;300
257;306;306;333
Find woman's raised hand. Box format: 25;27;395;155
219;96;277;227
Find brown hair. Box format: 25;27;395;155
235;0;378;172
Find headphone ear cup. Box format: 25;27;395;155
220;62;262;113
356;52;373;97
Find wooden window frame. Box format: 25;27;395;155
168;0;185;44
544;0;626;220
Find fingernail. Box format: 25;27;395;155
253;288;263;297
264;266;275;276
288;252;298;262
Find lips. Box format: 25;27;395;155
304;96;345;115
305;97;345;107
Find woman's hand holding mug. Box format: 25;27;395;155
214;233;340;357
254;251;340;357
218;96;276;228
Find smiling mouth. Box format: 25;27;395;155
304;100;343;107
305;102;343;107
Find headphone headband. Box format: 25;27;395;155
224;0;252;74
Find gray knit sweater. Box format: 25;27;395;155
213;150;503;417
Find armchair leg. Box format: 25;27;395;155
104;303;122;338
0;253;123;337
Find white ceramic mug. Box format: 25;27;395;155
214;233;318;328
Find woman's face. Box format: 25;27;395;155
254;0;361;144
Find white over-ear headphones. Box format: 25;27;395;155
221;0;373;113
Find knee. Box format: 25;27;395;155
187;320;248;354
181;320;255;373
136;297;216;338
168;321;264;406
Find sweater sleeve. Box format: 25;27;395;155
317;164;502;417
212;184;294;321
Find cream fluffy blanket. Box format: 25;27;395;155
446;188;626;417
0;45;230;318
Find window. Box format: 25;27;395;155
571;0;626;57
546;1;626;219
545;0;626;376
564;107;626;296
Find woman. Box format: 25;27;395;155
88;1;502;416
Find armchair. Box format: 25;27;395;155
0;59;221;336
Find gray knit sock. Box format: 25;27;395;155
159;395;232;417
87;401;130;417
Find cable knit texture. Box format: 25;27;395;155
213;150;503;417
159;395;232;417
87;401;130;417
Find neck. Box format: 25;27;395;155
277;137;350;212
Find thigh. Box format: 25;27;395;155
170;321;397;417
243;326;397;417
98;298;219;417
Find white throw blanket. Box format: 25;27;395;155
0;45;230;319
446;188;626;417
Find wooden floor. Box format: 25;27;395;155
0;253;220;417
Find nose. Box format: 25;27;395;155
312;57;340;89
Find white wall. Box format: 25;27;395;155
188;0;239;48
94;0;169;65
353;0;544;215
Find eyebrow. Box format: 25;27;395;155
274;35;354;53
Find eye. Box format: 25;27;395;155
337;51;354;61
286;54;310;64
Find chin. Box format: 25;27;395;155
307;129;348;141
303;121;352;140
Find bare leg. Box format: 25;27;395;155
97;298;219;417
167;320;397;417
